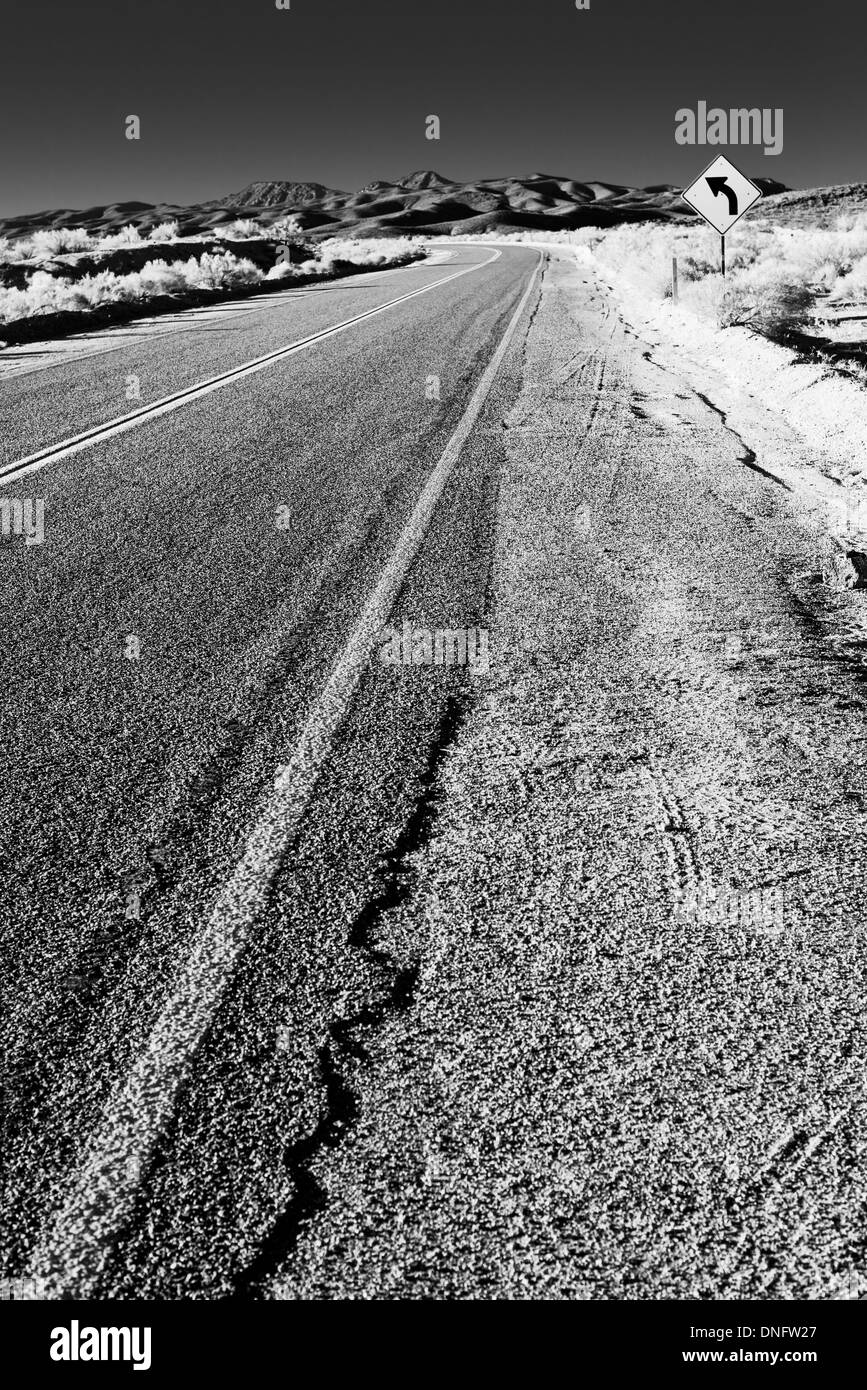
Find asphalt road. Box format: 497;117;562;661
0;245;540;1297
3;244;866;1301
264;251;867;1302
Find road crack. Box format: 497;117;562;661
694;390;793;493
229;693;466;1298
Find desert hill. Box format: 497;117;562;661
2;171;863;243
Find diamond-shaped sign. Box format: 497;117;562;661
681;155;762;236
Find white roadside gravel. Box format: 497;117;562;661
271;249;867;1301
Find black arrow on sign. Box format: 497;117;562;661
706;176;738;217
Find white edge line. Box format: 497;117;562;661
0;250;500;488
28;248;543;1296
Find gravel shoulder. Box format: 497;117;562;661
271;250;867;1301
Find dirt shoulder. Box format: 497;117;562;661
595;252;867;570
269;249;867;1299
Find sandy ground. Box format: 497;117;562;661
593;251;867;559
269;249;867;1300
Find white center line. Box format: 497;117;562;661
0;250;500;487
27;249;542;1297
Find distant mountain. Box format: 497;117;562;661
209;180;346;209
395;170;457;191
751;181;867;229
5;171;861;244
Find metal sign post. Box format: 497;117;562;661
721;235;726;281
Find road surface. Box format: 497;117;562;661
2;245;866;1301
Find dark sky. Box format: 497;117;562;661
1;0;863;216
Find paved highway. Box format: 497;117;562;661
2;244;866;1301
0;245;541;1297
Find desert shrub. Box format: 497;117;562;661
582;215;867;338
265;235;418;282
265;261;304;282
0;239;420;326
720;273;815;336
83;270;133;305
26;227;95;257
679;275;726;323
589;223;694;299
314;236;418;272
218;218;265;240
810;258;846;291
0;252;262;324
148;220;180;243
0;268;115;318
680;249;719;281
0;270;64;318
129;260;189;295
829;256;867;302
100;224;145;249
183;251;260;289
434;220;867;331
270;215;303;240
